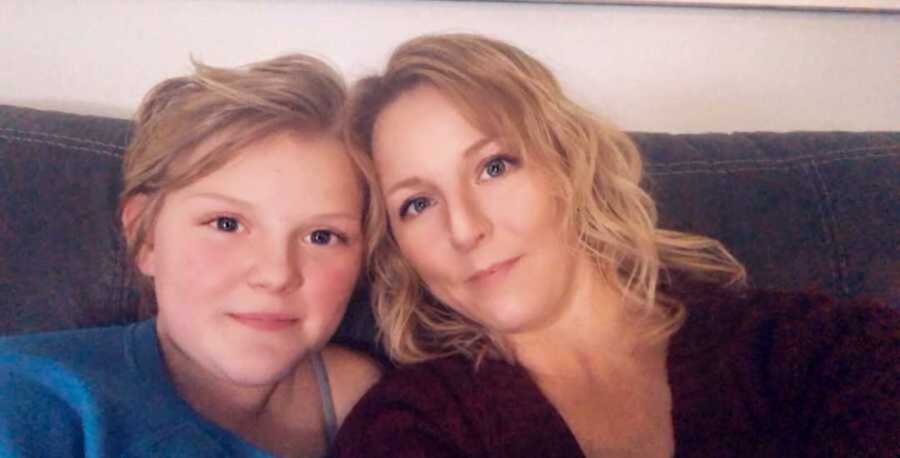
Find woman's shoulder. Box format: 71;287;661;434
357;354;527;406
330;357;480;457
332;355;575;458
672;283;899;374
328;353;471;416
673;282;895;341
669;285;899;399
672;286;899;455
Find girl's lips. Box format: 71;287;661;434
468;256;522;283
228;313;298;331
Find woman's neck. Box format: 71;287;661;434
506;264;664;381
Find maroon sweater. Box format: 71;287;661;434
334;289;900;457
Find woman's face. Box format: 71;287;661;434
133;130;363;387
372;85;586;336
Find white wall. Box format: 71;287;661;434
1;0;897;133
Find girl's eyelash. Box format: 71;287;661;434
306;229;349;245
205;215;242;233
200;215;353;245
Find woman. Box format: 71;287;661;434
333;34;899;457
0;54;380;456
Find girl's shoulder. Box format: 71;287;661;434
319;344;383;426
0;321;143;371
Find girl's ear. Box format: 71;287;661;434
121;194;156;277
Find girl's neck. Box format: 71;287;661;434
156;327;300;431
158;330;330;455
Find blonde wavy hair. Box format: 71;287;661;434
120;53;376;316
346;34;745;365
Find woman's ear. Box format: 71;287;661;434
121;194;156;277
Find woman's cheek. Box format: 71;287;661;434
396;220;442;275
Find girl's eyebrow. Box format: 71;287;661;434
183;192;252;207
185;192;361;223
385;137;496;198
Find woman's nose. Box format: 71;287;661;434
247;236;303;294
447;191;491;253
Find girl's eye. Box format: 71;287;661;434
307;229;341;245
479;155;518;181
213;216;241;233
399;196;432;219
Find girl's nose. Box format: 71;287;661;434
247;237;303;294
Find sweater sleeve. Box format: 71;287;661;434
764;293;900;457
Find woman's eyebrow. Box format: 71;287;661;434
463;137;494;158
386;176;426;198
385;137;496;198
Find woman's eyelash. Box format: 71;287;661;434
399;196;432;219
395;154;519;220
479;154;520;180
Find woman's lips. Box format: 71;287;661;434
468;256;522;283
228;313;298;331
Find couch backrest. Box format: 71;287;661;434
635;131;899;305
2;104;897;352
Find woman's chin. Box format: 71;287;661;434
481;308;546;336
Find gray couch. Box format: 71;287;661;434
1;104;898;360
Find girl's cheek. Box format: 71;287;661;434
302;255;362;306
178;236;246;287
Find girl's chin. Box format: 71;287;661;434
212;355;306;387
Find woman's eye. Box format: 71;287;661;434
307;230;340;245
479;155;517;180
212;216;241;232
400;197;432;219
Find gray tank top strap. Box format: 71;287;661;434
311;351;338;446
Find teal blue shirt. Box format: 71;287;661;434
0;320;272;457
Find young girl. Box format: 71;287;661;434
0;54;380;456
333;34;899;457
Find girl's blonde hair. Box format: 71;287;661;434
120;54;376;316
346;34;745;365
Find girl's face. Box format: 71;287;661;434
372;85;588;337
134;130;363;387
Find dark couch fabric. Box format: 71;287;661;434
2;104;898;356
